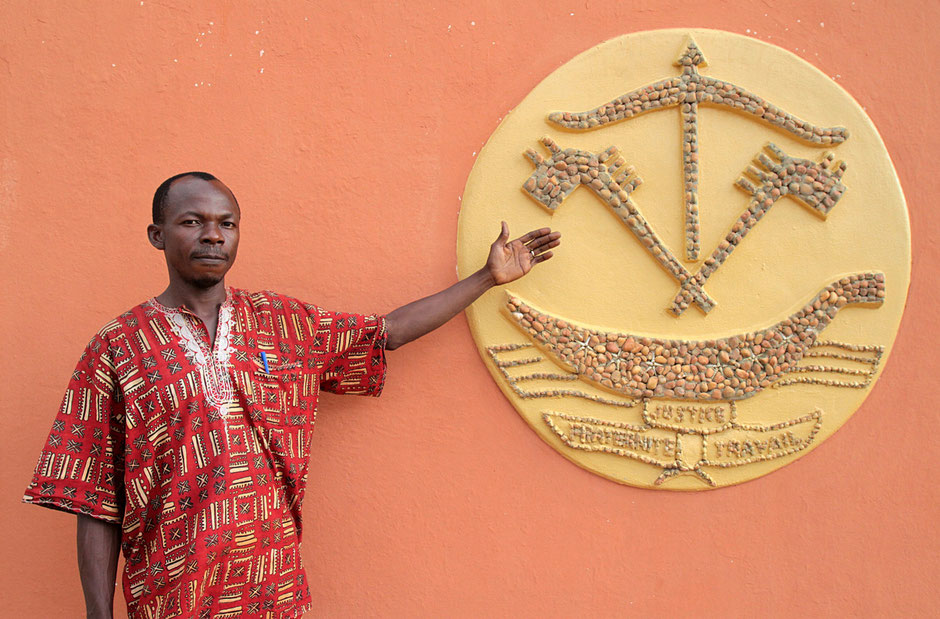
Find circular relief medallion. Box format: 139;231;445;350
457;29;910;490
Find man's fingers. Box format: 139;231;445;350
515;227;553;244
533;250;554;263
540;239;561;253
525;231;561;251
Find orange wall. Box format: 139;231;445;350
1;1;937;617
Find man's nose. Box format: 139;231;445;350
201;223;224;243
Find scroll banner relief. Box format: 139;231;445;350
457;29;910;490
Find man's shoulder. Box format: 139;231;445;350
65;300;155;365
91;299;156;342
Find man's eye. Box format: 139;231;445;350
182;220;199;225
221;222;237;228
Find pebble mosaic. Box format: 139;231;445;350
522;138;847;315
546;37;849;263
505;271;884;401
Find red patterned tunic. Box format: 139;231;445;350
24;289;387;618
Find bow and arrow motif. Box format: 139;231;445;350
523;37;851;315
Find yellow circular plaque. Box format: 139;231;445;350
457;29;910;490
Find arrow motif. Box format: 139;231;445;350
521;138;847;315
547;36;849;263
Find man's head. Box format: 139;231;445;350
147;172;241;290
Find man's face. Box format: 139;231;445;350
148;177;240;289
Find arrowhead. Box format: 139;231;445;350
675;37;707;70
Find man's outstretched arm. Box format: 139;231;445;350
385;222;559;350
77;514;121;619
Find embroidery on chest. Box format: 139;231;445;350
153;300;235;416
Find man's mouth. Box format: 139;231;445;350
193;254;228;262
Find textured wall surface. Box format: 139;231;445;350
1;1;937;617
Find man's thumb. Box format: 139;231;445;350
497;221;509;242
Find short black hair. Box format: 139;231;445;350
152;171;237;223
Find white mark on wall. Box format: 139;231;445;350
260;49;264;57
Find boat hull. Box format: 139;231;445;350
505;272;884;402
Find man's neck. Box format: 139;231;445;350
155;280;228;327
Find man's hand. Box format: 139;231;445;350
486;222;560;286
384;222;561;350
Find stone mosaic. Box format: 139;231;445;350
671;143;847;315
522;138;847;315
460;30;908;489
547;37;849;262
542;406;824;487
505;272;884;401
486;343;639;409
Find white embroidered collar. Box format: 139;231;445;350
149;290;235;415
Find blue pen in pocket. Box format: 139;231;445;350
260;351;270;373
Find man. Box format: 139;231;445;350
24;172;560;618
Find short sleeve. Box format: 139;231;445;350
23;333;126;524
316;309;388;396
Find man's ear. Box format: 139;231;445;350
147;224;165;250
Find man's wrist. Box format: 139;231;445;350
472;266;498;292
